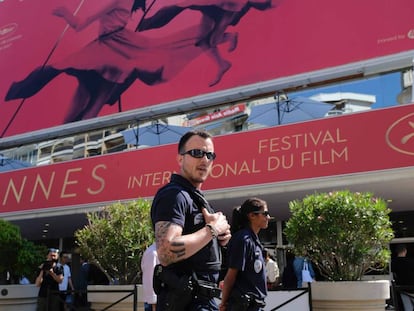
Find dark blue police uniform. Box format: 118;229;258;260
227;227;267;311
151;174;222;311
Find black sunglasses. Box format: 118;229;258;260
253;211;271;217
180;149;217;160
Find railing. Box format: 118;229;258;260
47;285;138;311
47;284;312;311
265;286;312;311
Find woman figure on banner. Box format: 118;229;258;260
138;0;282;87
219;197;271;311
293;255;315;288
5;0;205;123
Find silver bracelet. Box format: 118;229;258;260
206;223;218;239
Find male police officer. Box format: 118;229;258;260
151;130;231;311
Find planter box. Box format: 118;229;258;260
311;280;390;311
88;284;145;311
0;284;38;311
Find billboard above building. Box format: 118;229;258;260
1;0;413;137
1;104;414;214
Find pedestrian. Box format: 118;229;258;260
74;255;90;309
219;197;270;311
35;248;64;311
151;130;231;311
281;249;297;289
293;256;315;288
141;243;159;311
391;244;414;310
59;251;75;311
263;248;279;290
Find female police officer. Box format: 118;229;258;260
219;197;270;311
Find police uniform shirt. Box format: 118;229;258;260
151;174;221;279
227;227;267;300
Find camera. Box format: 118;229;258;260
42;260;54;271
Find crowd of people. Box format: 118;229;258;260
33;248;109;311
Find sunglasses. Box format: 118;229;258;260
181;149;217;160
253;211;271;217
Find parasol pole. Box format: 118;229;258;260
133;119;140;148
274;91;282;125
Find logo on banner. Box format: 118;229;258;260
0;23;18;39
386;112;414;155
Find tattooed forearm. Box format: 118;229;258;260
171;241;185;258
155;221;186;266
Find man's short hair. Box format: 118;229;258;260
396;244;407;255
178;130;213;154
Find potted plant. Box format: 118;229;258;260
284;190;395;310
0;219;47;311
74;199;154;310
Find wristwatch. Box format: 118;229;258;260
206;223;218;239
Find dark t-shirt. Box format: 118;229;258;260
38;263;64;297
151;174;221;279
281;260;297;288
391;256;414;286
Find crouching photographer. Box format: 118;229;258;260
35;248;64;311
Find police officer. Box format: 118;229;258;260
219;198;270;311
151;130;231;311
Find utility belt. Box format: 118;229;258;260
153;264;221;311
230;288;266;311
195;278;221;299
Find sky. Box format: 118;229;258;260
290;71;403;109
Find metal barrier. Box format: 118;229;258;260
265;286;312;311
48;284;311;311
47;285;138;311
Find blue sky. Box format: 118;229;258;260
290;72;402;109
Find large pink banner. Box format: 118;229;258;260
1;0;413;136
1;104;414;214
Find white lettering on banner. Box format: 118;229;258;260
3;176;28;204
211;128;349;178
210;147;349;178
127;171;172;189
210;159;262;178
300;148;348;167
2;164;107;207
258;128;347;154
0;128;350;209
31;172;56;201
267;154;294;170
88;165;106;195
